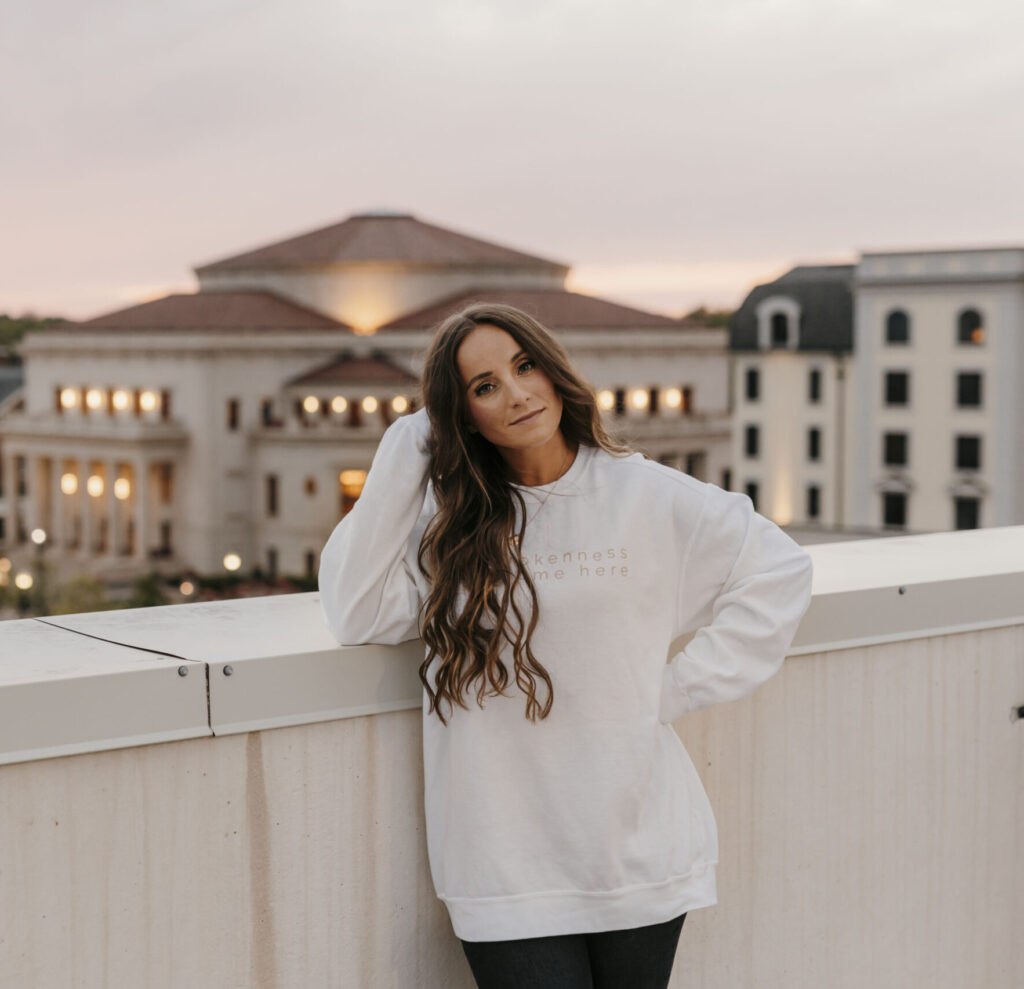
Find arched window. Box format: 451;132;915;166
885;310;910;344
770;313;789;346
957;308;984;345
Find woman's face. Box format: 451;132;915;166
455;323;564;458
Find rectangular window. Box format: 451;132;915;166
266;474;279;517
882;492;907;528
614;388;626;415
159;521;172;554
956;373;982;407
808;368;821;403
721;468;732;491
267;547;278;580
158;464;173;504
261;398;275;426
745;481;759;511
744;424;759;458
15;456;27;497
648;388;659;415
884;371;909;406
807;427;821;462
883;432;908;466
745;368;760;401
227;398;240;430
160;390;172;421
954;497;979;530
806;484;820;519
955;435;981;470
305;550;316;579
0;516;5;541
682;386;693;413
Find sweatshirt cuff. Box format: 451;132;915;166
658;662;697;724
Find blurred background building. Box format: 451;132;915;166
0;212;731;591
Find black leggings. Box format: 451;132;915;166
460;911;686;989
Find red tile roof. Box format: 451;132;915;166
377;288;684;331
194;213;569;273
286;354;419;387
51;292;352;333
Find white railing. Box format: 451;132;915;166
1;526;1023;988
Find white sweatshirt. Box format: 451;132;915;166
319;408;814;942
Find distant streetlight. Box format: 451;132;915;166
223;553;242;572
361;396;378;414
14;572;33;590
30;528;47;546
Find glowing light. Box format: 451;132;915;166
339;469;367;497
597;390;615;411
664;388;682;409
179;580;195;595
330;396;348;413
0;557;10;572
14;572;34;590
60;388;78;409
112;390;130;410
139;390;157;411
630;389;650;410
61;473;78;495
303;395;320;414
972;327;985;344
223;553;242;572
361;396;378;414
391;395;409;413
114;478;131;500
30;528;47;545
87;475;104;497
86;388;104;409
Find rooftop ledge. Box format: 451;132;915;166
2;525;1023;766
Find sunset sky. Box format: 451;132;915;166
4;0;1023;320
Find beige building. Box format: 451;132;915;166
730;247;1024;535
0;212;731;584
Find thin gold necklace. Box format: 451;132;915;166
510;445;576;549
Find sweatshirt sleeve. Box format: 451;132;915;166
658;483;814;723
318;407;432;646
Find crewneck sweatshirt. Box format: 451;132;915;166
319;408;814;942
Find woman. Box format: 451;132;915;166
319;303;814;988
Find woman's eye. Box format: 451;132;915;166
474;382;494;396
517;360;534;374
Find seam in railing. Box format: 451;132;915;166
30;616;215;735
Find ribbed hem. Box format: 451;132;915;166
446;862;717;942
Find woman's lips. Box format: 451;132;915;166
510;408;544;426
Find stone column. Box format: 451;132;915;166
133;458;149;563
51;457;63;550
106;460;119;557
5;450;21;543
81;459;93;556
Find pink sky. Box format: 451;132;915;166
3;0;1022;321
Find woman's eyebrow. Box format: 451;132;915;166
465;351;528;389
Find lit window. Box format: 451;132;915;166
629;389;649;410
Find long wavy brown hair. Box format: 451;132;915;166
417;303;630;724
